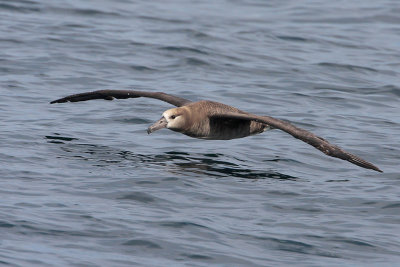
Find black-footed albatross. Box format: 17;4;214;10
50;90;382;172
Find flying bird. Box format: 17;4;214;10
50;90;382;172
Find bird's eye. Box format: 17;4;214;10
170;115;176;119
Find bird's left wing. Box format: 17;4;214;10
50;90;192;107
210;112;382;172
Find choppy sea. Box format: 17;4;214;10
1;0;400;266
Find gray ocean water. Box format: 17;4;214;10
1;0;400;266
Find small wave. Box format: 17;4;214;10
129;65;157;72
45;134;78;144
277;35;310;42
317;62;378;72
122;239;162;249
328;237;376;248
0;2;40;13
379;85;400;97
117;117;152;124
382;202;400;209
159;46;208;55
47;6;121;17
246;235;340;258
138;15;187;24
159;221;208;229
73;8;117;16
182;57;211;66
0;38;24;44
180;253;213;260
63;23;90;29
117;192;156;203
314;84;400;96
0;221;14;228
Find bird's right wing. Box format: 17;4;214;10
210;112;382;172
50;90;192;107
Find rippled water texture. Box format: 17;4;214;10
1;0;400;266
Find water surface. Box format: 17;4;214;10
1;0;400;266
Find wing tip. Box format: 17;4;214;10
348;155;383;173
370;165;383;173
50;98;66;104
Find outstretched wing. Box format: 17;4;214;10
50;90;192;107
210;112;382;172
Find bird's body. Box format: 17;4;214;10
50;90;382;172
167;101;268;140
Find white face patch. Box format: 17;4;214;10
163;110;176;122
162;108;185;131
162;111;170;122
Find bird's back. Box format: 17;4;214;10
183;100;269;140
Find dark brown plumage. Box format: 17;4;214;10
50;89;191;107
50;90;382;172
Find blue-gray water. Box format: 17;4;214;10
1;0;400;266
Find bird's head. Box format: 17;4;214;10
147;107;187;134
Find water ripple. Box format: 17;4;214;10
2;0;400;266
